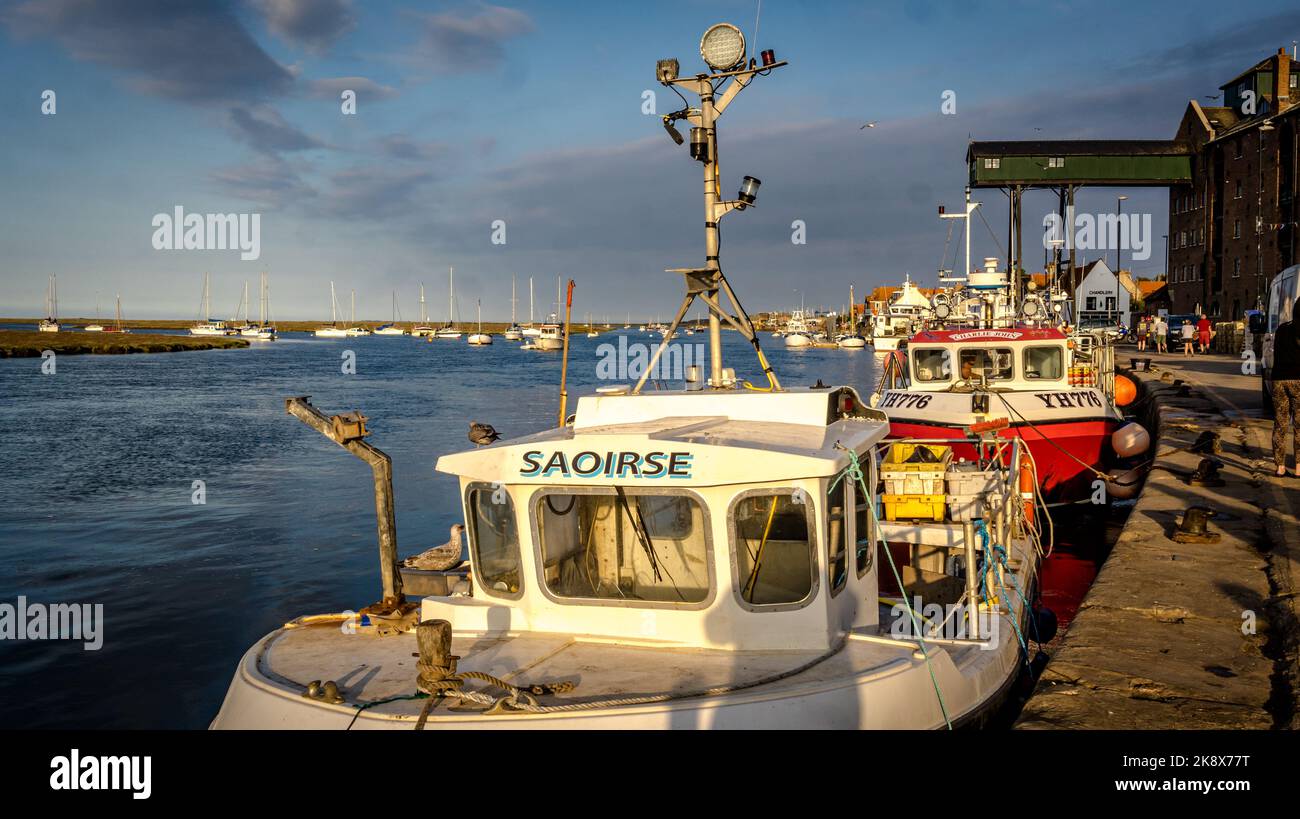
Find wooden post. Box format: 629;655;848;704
417;620;453;668
558;279;575;427
285;396;404;606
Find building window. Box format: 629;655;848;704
1234;257;1242;278
1292;75;1298;90
1236;180;1243;198
1235;140;1244;160
1234;219;1241;238
1048;157;1064;168
983;157;1000;169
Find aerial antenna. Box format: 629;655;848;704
752;0;763;58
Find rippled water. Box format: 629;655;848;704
0;327;884;728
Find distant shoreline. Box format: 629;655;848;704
0;318;634;334
0;330;249;357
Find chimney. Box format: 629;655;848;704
1277;47;1291;107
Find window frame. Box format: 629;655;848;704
727;487;821;613
828;481;850;598
1022;345;1066;381
957;346;1016;381
855;459;876;579
464;481;525;601
528;485;716;611
911;347;952;383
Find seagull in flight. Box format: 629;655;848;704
859;121;878;130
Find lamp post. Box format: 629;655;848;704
1116;194;1128;327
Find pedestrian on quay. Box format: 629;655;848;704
1197;313;1213;354
1153;315;1169;354
1180;319;1195;356
1272;295;1300;477
1137;314;1150;351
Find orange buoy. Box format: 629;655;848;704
1018;457;1035;525
1114;375;1137;407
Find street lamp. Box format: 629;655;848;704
1116;194;1128;327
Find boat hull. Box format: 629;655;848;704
887;417;1119;503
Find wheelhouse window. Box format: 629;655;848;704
958;348;1013;381
732;491;816;607
1023;346;1064;380
912;348;951;382
535;490;709;604
856;459;876;578
467;486;522;598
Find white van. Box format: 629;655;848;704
1257;264;1300;414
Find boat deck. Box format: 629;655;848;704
214;611;1015;729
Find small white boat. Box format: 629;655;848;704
534;314;564;351
837;334;867;348
343;289;372;336
504;277;524;340
38;274;61;332
431;267;463;339
375;292;407;335
85;291;104;332
467;301;492;345
315;282;349;337
189;273;234;336
238;275;276;339
411;285;436;336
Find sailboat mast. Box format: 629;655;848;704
529;277;535;323
448;266;454;326
511;275;517;323
420;284;426;323
330;281;338;325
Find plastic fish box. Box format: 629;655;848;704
881;443;952;497
945;463;1004;522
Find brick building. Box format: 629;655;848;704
1167;48;1300;319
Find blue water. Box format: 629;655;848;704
0;327;882;728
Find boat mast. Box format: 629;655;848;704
511;275;517;324
529;277;534;324
448;267;454;327
330;281;338;325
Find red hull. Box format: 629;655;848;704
888;419;1120;504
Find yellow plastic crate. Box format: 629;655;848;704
882;443;952;497
881;494;946;522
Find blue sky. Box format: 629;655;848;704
2;0;1300;320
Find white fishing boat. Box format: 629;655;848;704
315;282;349;338
213;26;1043;731
783;308;814;348
504;276;524;340
432;267;462;339
467;301;492;346
375;291;407;336
869;275;930;351
190;273;232;336
534;314;564;351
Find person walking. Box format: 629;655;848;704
1196;313;1213;354
1180;319;1195;356
1137;314;1149;352
1272;296;1300;477
1153;314;1169;354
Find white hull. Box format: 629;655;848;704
434;332;462;340
504;332;523;341
872;336;901;351
522;327;543;338
784;333;812;348
375;327;407;336
190;326;231;336
344;328;373;337
837;336;867;349
467;333;492;345
315;328;348;338
84;324;104;332
535;338;563;351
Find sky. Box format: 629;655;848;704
2;0;1300;321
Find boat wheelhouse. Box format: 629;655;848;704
213;387;1040;729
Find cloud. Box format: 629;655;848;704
249;0;355;53
375;135;450;162
311;165;436;220
1;0;294;102
210;156;317;207
306;76;400;101
415;3;534;74
226;104;326;154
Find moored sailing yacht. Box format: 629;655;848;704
504;276;524;340
101;294;132;334
314;282;349;338
375;291;407;335
190;273;233;336
467;300;492;345
411;284;436;337
85;290;104;332
214;27;1042;731
433;267;462;339
239;273;276;339
344;290;373;336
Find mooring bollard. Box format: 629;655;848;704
416;619;455;693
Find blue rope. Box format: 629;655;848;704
973;518;1031;667
836;446;952;730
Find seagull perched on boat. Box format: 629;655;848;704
468;421;500;446
403;524;465;571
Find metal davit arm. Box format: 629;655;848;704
285;396;404;608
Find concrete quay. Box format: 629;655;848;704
1017;352;1299;729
